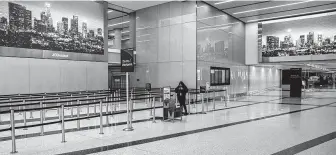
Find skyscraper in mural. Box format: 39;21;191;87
266;36;279;50
82;22;87;38
307;32;314;46
300;35;305;47
318;34;323;46
9;2;25;31
57;21;63;34
89;29;94;38
97;28;102;36
24;10;32;30
0;17;8;30
70;15;78;36
62;17;68;34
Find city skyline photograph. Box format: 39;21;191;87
262;12;336;47
0;1;103;36
260;11;336;58
0;1;105;55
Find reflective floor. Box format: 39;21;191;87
1;89;336;155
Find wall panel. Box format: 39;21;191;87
0;57;30;94
29;59;61;93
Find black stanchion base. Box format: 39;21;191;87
61;141;66;143
10;151;18;154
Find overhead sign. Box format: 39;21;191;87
121;49;134;72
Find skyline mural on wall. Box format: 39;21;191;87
260;12;336;59
0;1;104;55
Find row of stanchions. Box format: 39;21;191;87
186;90;228;114
4;88;228;154
5;89;159;154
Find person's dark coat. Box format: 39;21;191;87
175;82;188;98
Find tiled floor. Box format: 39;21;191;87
0;90;336;155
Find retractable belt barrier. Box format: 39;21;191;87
0;87;232;154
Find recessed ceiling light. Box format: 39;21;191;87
234;0;314;15
108;21;130;27
214;0;235;5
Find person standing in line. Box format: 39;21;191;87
175;81;188;115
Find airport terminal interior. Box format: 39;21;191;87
1;0;336;154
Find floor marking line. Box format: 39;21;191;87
271;131;336;155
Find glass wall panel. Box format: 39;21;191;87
196;1;247;97
131;1;197;89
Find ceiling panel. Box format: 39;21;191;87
205;1;336;23
225;1;296;14
234;1;334;18
108;1;169;11
209;1;264;10
243;3;336;22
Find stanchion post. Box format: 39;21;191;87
201;93;206;114
109;93;113;114
106;97;109;126
213;91;215;110
188;93;191;114
40;102;44;136
94;93;97;114
123;72;133;131
57;97;60;115
61;104;66;143
10;109;17;154
77;100;80;130
149;93;152;116
195;93;198;113
23;100;27;130
99;100;103;134
113;92;116;112
225;90;227;107
71;94;73;117
87;96;89;117
152;97;156;123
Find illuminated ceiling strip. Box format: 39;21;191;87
247;8;336;23
198;14;227;21
197;26;231;31
121;38;130;41
108;21;129;27
108;31;130;36
137;40;150;43
108;10;113;13
137;34;150;37
214;0;235;5
234;0;314;15
197;22;239;30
